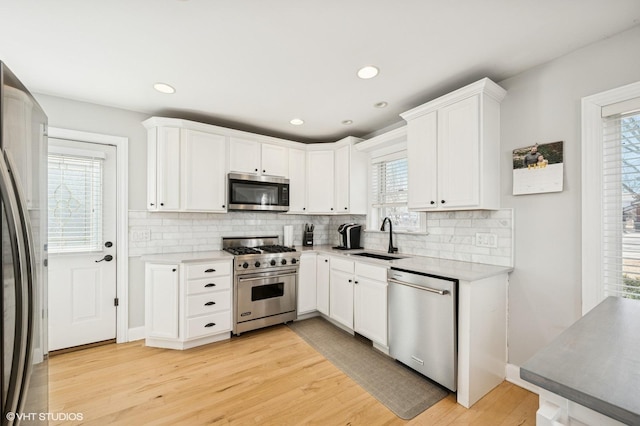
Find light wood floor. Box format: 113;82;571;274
49;324;538;425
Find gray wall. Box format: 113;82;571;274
499;25;640;365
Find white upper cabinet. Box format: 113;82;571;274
306;138;367;215
401;78;506;211
307;149;335;213
228;137;260;174
144;119;228;212
288;147;307;213
229;138;288;177
261;143;288;177
181;129;227;212
147;126;181;211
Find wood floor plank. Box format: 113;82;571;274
48;324;537;425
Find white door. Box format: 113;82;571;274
47;138;117;351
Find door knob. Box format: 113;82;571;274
95;255;113;263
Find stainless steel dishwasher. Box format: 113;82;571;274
388;267;457;391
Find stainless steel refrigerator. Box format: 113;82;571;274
1;62;48;425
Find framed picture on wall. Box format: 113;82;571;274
512;141;564;195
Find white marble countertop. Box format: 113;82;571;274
299;245;512;281
141;250;233;264
140;246;511;281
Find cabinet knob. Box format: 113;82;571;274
172;268;176;272
255;168;258;172
205;268;216;273
430;201;435;205
344;207;347;210
324;259;328;263
204;301;216;306
354;281;359;284
160;202;164;206
150;203;155;206
205;283;216;288
348;279;352;283
441;200;445;204
263;169;266;173
330;207;334;211
303;207;306;211
204;323;216;328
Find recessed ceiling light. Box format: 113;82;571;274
357;65;379;79
153;82;175;94
374;101;388;108
290;118;304;126
341;120;353;125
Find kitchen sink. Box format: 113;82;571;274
352;252;407;261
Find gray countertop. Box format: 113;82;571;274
520;296;640;425
300;245;512;281
141;250;233;264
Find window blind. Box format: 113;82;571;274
602;108;640;299
48;153;103;253
370;152;421;231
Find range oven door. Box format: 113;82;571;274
236;269;297;324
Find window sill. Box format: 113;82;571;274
363;229;429;236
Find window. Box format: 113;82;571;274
370;151;423;232
602;107;640;299
48;153;103;253
582;82;640;313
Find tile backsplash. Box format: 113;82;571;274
129;209;513;267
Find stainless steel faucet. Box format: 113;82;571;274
380;217;398;254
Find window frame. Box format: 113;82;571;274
367;149;426;234
581;80;640;314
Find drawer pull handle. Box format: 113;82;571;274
204;283;216;288
205;322;216;328
205;268;216;273
204;301;216;306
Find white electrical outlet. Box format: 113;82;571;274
475;232;498;248
131;229;151;242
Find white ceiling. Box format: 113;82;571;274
1;0;639;143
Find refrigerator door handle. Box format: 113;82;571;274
0;152;30;422
5;151;37;416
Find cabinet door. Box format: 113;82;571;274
155;127;181;210
329;269;354;329
407;111;438;210
181;129;227;212
354;275;388;346
261;143;288;177
334;144;350;213
316;255;330;315
437;95;480;208
288;147;306;213
229;137;260;174
298;253;317;314
145;263;179;339
307;150;335;213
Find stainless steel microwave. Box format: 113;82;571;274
228;173;290;212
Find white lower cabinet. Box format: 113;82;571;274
353;262;388;348
298;253;317;314
328;257;388;348
329;259;355;329
145;259;232;350
316;254;330;315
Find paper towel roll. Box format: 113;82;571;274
283;225;293;247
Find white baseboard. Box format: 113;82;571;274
505;363;540;395
127;326;145;342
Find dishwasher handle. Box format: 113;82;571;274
388;277;449;295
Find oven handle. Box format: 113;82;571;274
238;272;298;283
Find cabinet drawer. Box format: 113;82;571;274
331;257;354;273
186;275;231;295
355;262;388;281
185;261;231;280
186;291;231;317
186;311;231;339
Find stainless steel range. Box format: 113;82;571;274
223;236;300;335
